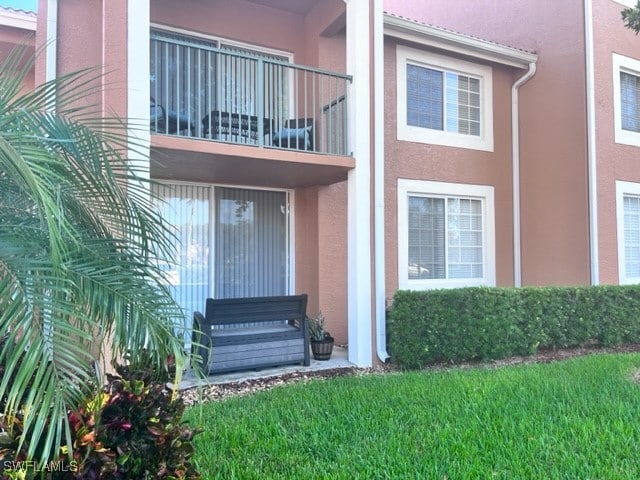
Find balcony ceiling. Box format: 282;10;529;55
150;136;354;189
246;0;317;16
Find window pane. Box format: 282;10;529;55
621;72;640;133
408;197;445;279
456;74;481;136
215;187;288;298
624;195;640;277
447;198;483;279
152;183;211;344
407;64;443;130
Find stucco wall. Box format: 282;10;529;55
592;0;640;284
384;38;516;297
37;0;128;119
0;24;35;94
152;0;305;64
386;0;591;287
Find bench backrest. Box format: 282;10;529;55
204;294;308;326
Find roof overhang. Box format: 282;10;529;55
0;8;36;31
384;14;537;69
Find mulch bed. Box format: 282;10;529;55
180;343;640;406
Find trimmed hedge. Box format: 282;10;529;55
388;285;640;368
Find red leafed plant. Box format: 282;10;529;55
0;348;200;479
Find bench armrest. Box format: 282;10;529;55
191;311;211;371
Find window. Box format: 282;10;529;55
613;53;640;146
398;179;495;289
616;181;640;284
397;46;493;151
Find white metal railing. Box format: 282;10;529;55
150;33;352;156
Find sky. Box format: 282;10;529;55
0;0;36;12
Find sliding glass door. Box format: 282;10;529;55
150;29;290;140
153;183;291;340
215;187;288;298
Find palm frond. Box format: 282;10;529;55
0;46;188;465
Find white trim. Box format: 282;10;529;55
614;0;636;7
128;0;150;183
287;190;295;295
616;181;640;284
586;0;600;285
396;46;494;152
384;14;537;70
346;0;373;367
613;53;640;147
373;0;389;363
0;7;36;31
45;0;57;87
397;179;496;290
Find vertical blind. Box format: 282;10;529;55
152;183;290;335
215;187;288;298
150;30;289;140
152;183;210;342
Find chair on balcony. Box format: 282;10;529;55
150;97;193;135
272;118;314;152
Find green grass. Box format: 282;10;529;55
186;354;640;479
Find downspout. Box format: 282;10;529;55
45;0;57;85
584;0;599;285
373;0;389;362
512;62;536;288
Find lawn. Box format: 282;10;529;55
186;353;640;479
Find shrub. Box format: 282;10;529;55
0;357;200;480
388;285;640;368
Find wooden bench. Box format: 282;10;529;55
192;295;310;374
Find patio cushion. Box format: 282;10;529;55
273;126;312;150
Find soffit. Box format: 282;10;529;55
246;0;317;16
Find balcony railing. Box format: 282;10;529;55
150;33;352;156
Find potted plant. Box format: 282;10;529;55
307;311;334;361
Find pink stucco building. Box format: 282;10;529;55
13;0;640;367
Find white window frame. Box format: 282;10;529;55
396;45;494;152
613;53;640;146
616;180;640;284
398;179;496;290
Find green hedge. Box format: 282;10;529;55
387;285;640;368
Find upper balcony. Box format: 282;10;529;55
149;28;354;188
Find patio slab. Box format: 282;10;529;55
177;346;352;390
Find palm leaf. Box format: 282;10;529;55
0;46;188;465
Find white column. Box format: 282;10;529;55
346;0;373;367
45;0;57;86
127;0;151;182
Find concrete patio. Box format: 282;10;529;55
178;346;353;389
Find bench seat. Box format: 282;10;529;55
193;295;310;374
